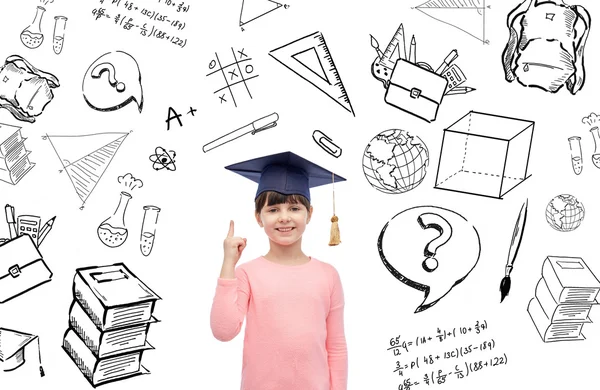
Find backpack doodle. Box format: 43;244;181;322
501;0;591;94
0;55;60;123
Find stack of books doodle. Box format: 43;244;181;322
0;123;35;185
527;256;600;342
62;263;160;387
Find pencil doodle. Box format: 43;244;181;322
20;6;46;49
370;23;472;122
545;194;584;232
1;205;54;249
240;0;287;29
0;327;45;376
568;136;583;175
44;131;130;209
63;263;160;387
203;113;279;153
434;111;534;199
269;32;355;116
0;124;35;186
82;51;144;112
52;16;68;55
528;256;600;342
414;0;489;44
377;205;481;313
149;147;176;171
0;234;53;304
0;55;60;123
313;130;342;158
206;48;259;108
582;113;600;169
140;206;161;256
363;129;429;194
502;0;591;95
499;199;528;303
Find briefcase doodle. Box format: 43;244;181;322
0;235;53;304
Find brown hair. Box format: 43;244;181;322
255;191;311;215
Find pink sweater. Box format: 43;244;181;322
210;256;348;390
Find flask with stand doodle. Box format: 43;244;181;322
21;6;46;49
97;191;131;248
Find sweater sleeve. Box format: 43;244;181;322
210;267;250;342
327;268;348;390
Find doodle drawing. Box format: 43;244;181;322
206;48;259;107
0;123;35;186
203;112;279;153
269;32;355;116
528;256;600;342
499;199;528;303
149;147;176;171
240;0;282;28
20;6;46;49
97;191;131;248
377;206;481;313
582;113;600;169
63;263;160;387
0;327;44;376
140;206;161;257
313;130;342;158
45;132;130;209
53;16;68;55
502;0;591;94
545;194;584;232
568;136;583;175
414;0;489;44
434;111;534;199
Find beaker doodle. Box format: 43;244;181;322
590;127;600;169
53;16;67;55
21;6;46;49
568;136;583;175
97;191;131;248
140;206;160;256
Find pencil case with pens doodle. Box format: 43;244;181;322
375;59;448;123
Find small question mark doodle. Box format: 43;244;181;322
417;213;453;272
91;62;126;93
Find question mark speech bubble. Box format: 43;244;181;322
82;51;143;112
377;206;480;313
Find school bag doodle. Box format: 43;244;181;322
0;55;60;123
502;0;591;94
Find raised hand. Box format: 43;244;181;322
223;220;247;266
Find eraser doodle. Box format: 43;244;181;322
82;51;143;113
377;206;481;313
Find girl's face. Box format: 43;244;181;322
255;201;313;246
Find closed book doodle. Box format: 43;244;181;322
542;256;600;304
527;296;585;342
534;278;594;323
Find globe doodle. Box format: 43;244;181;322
545;194;585;232
363;129;429;194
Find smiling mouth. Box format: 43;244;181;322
276;227;295;232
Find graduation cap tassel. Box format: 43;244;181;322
329;172;341;246
37;337;45;377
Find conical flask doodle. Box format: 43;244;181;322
97;191;131;248
140;206;160;256
21;6;46;49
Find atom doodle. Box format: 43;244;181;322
149;147;177;171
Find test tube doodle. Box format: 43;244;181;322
568;136;583;175
140;206;161;256
53;16;67;55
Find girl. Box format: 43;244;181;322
210;151;348;390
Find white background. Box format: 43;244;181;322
0;0;599;389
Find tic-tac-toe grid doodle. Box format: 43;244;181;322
206;47;259;107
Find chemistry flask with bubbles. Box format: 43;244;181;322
21;6;46;49
97;191;131;248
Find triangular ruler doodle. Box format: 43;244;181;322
415;0;488;44
269;31;355;116
46;132;129;208
240;0;282;27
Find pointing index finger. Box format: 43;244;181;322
227;220;234;238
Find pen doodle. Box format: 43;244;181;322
545;194;584;232
44;131;131;209
203;113;279;153
0;327;45;376
377;205;481;313
528;256;599;342
313;130;342;158
434;111;534;199
149;147;176;171
0;55;60;123
499;199;528;303
414;0;489;44
206;48;259;107
363;129;428;194
0;123;35;186
269;32;355;116
502;0;591;95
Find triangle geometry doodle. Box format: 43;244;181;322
269;31;355;116
46;132;129;208
415;0;488;44
240;0;282;27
